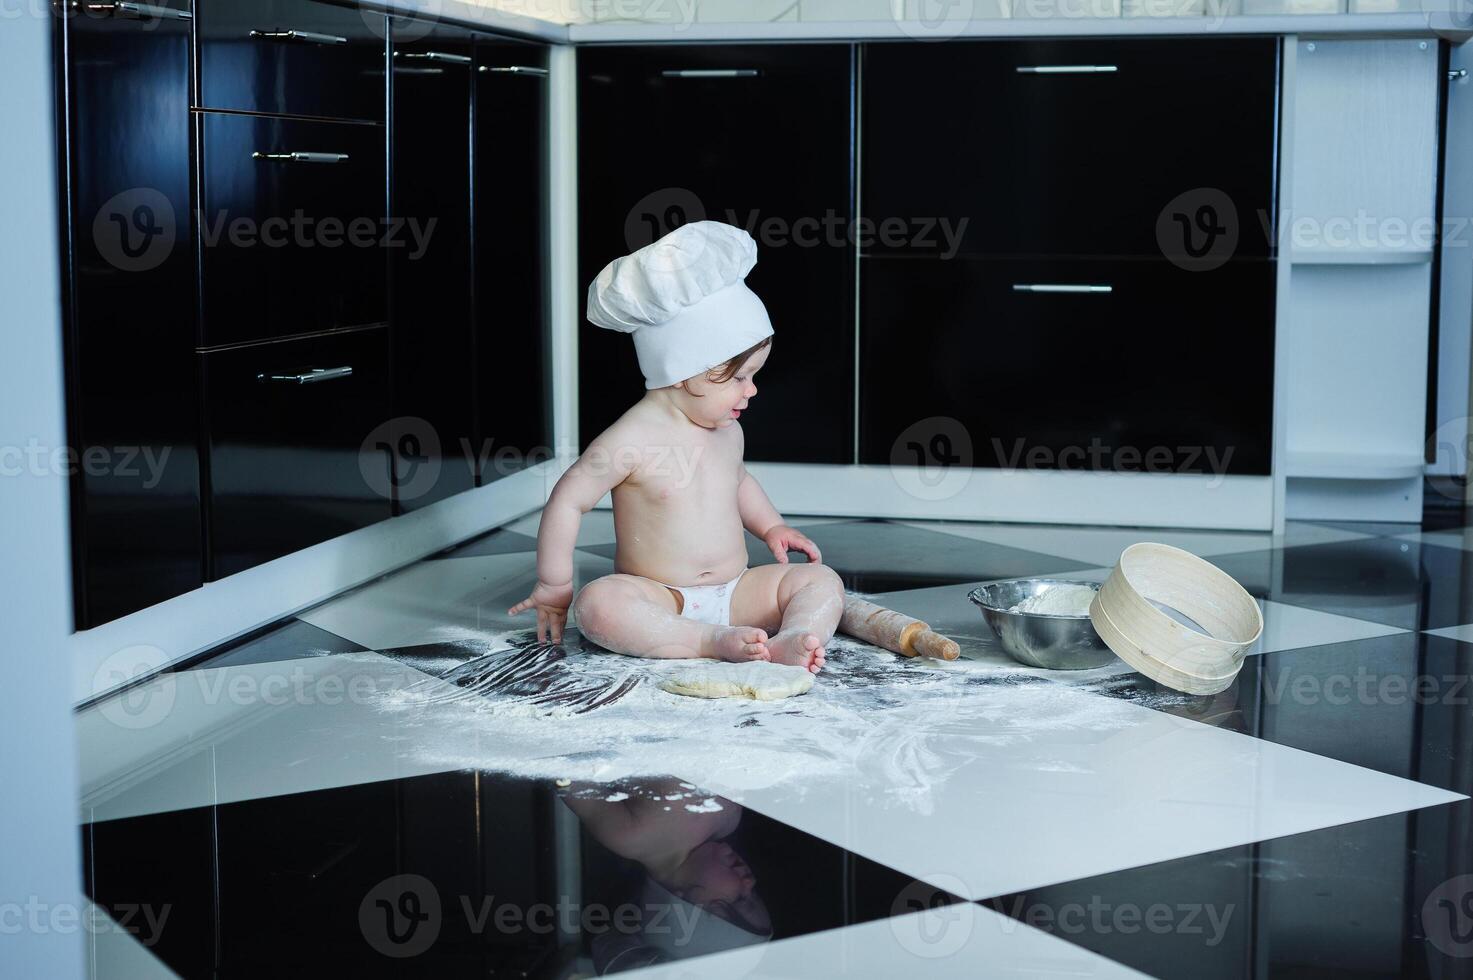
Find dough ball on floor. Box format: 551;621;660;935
659;662;815;701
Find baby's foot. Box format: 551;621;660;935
766;630;826;674
707;626;770;664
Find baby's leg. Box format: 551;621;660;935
572;574;770;663
733;564;845;674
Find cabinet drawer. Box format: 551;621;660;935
859;256;1275;475
197;0;387;121
203;329;392;578
862;38;1279;260
199;112;386;347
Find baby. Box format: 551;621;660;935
508;221;844;673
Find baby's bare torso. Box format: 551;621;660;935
604;401;747;588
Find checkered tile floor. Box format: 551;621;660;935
77;510;1473;978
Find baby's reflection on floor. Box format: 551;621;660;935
558;776;773;974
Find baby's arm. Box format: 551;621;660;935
737;460;823;564
508;428;639;642
736;460;782;539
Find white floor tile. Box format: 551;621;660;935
623;903;1149;979
1251;599;1406;653
1425;623;1473;642
782;515;858;529
893;520;1368;568
1398;528;1473;551
505;508;619;548
689;695;1463;901
77;654;469;823
298;551;614;651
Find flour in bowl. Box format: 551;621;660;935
1008;583;1098;617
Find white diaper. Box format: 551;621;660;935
668;568;749;627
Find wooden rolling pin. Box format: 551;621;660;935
839;594;960;661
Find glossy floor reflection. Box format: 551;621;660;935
77;509;1473;977
85;770;965;977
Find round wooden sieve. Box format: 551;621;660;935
1088;542;1263;696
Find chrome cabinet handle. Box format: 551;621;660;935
660;69;759;78
1015;65;1118;74
252;151;349;164
250;29;347;44
479;65;548;77
75;1;191;19
1012;283;1113;294
395;50;472;65
256;366;354;384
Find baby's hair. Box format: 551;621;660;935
688;337;772;396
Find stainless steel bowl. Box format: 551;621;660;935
967;578;1118;670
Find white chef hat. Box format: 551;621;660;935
586;220;774;390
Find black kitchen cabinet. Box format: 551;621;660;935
858;37;1279;478
859;256;1276;475
578;44;855;463
201;327;393;578
57;0;203;627
389;21;479;511
198;111;387;347
196;0;389;122
861;38;1280;261
476;37;552;482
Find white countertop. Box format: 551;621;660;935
357;2;1473;43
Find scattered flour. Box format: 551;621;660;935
1007;584;1098;617
363;627;1158;815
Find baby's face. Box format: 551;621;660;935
679;344;770;430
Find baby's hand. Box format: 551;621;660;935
508;580;575;644
763;525;822;564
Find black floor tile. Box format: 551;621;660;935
1208;538;1473;631
980;795;1473;980
433;527;541;560
1077;632;1473;789
1309;519;1424;538
182;619;369;673
82;770;962;978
